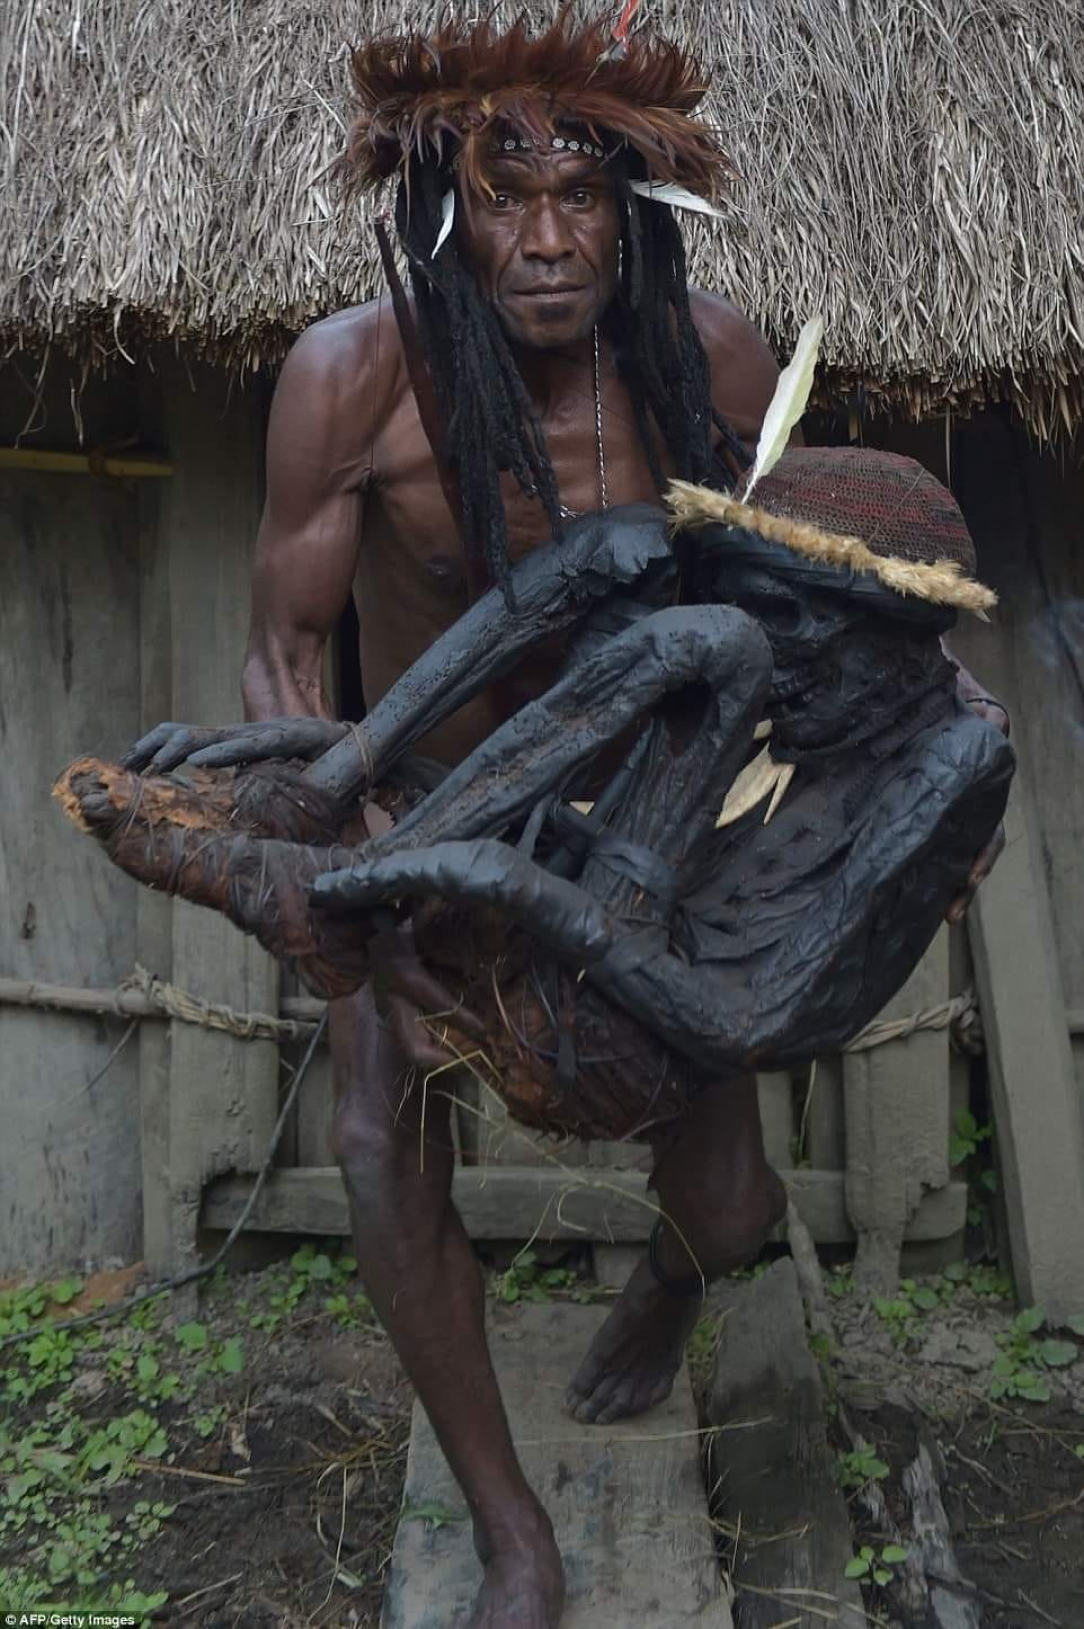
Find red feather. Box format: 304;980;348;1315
613;0;643;44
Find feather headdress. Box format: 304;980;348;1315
344;12;733;200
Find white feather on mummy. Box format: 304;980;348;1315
743;314;824;501
432;188;456;258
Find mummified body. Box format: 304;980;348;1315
57;448;1014;1144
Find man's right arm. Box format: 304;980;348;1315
243;322;370;725
123;316;379;774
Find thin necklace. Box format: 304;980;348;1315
557;325;607;520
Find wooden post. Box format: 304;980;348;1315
945;414;1084;1320
756;1070;794;1168
844;932;951;1295
0;375;144;1275
967;780;1084;1319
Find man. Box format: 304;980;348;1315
123;16;1006;1625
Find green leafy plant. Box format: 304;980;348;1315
989;1307;1078;1403
496;1250;587;1304
835;1445;890;1492
323;1289;372;1330
250;1243;359;1330
949;1109;991;1167
193;1404;227;1439
845;1543;909;1587
941;1261;1012;1300
826;1264;855;1300
872;1278;945;1345
174;1320;209;1352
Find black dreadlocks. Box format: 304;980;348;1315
394;155;750;601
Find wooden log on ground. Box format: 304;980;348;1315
203;1164;967;1245
708;1260;865;1629
382;1301;731;1627
903;1437;981;1629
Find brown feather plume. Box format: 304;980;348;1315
344;12;732;199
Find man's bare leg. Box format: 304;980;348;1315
567;1075;785;1424
331;987;564;1627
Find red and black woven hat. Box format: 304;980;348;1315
669;447;997;617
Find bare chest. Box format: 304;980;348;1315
365;367;668;600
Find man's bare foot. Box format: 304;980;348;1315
566;1172;787;1425
470;1513;565;1628
565;1258;702;1425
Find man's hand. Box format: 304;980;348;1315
945;690;1011;923
122;718;348;775
369;920;486;1072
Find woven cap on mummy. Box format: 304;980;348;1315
668;448;997;616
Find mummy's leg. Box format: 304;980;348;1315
355;604;771;864
305;505;676;807
312;606;772;949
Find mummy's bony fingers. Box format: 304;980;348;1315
187;719;350;768
309;840;616;965
120;720;212;771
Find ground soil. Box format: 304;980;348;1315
849;1398;1084;1629
824;1276;1084;1629
3;1248;1081;1627
0;1255;412;1628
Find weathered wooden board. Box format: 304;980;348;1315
756;1071;795;1168
967;780;1084;1320
844;934;951;1294
954;425;1084;1055
382;1302;731;1627
204;1163;967;1243
592;1245;643;1290
0;410;143;1273
941;423;1084;1322
144;358;280;1279
710;1260;865;1629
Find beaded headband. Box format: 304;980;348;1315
493;131;608;160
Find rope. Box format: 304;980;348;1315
844;987;982;1054
1;968;983;1055
121;964;317;1043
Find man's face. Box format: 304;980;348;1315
456;147;621;350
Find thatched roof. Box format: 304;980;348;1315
3;1;1083;432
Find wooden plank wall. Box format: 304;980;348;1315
136;357;280;1281
940;416;1084;1315
0;366;144;1274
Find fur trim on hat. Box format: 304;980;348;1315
344;13;732;199
666;481;998;617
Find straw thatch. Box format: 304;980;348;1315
3;1;1083;432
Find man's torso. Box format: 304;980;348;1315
312;290;776;766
